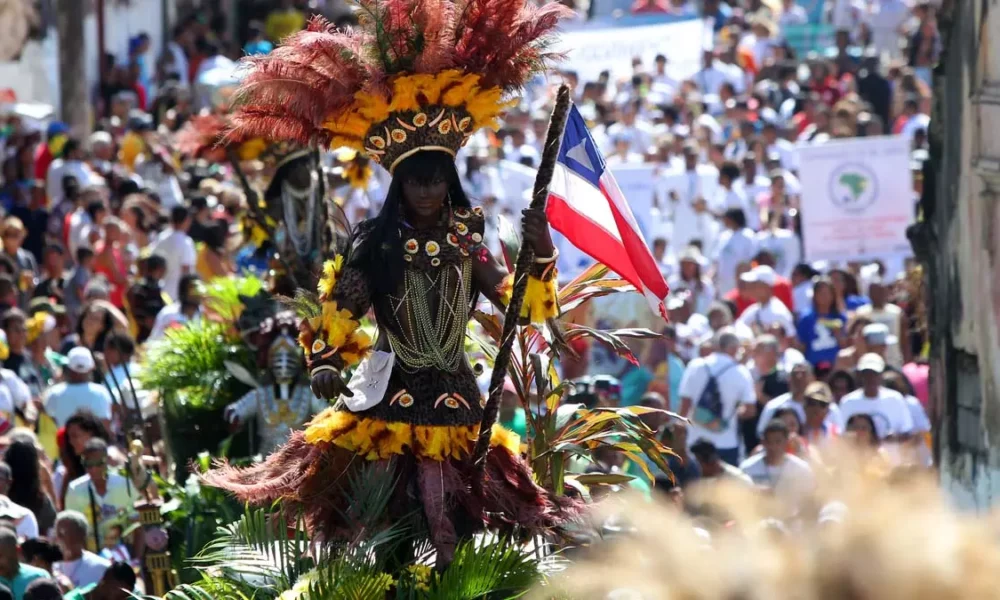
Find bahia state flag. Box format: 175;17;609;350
545;105;670;320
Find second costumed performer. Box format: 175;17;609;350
203;0;578;561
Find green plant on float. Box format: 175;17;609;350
135;459;543;600
471;220;679;496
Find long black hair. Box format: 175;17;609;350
350;151;472;297
4;440;45;516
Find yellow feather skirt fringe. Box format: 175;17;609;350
303;408;521;462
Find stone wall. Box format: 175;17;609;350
912;0;1000;510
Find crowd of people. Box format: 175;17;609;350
0;0;937;597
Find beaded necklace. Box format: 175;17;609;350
385;211;471;372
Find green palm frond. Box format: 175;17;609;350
302;560;395;600
139;321;253;400
336;460;400;534
279;289;322;321
192;506;312;594
423;537;540;600
205;275;266;321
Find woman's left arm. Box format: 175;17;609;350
472;207;559;325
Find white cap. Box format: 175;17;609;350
740;265;777;286
856;352;886;374
67;347;96;374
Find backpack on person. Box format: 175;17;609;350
692;361;738;432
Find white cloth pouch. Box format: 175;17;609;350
341;350;395;412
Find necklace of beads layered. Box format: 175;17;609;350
385;214;471;372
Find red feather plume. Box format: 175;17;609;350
176;114;228;158
230;0;569;145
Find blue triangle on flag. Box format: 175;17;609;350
557;105;606;188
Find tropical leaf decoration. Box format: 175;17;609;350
139;320;257;470
204;275;267;322
139;321;255;410
472;244;676;493
135;464;547;600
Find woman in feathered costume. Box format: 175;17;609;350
203;0;576;562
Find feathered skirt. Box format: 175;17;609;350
202;408;581;561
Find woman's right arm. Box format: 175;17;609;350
299;254;374;400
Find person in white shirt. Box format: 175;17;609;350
651;236;679;281
790;263;818;316
755;223;801;278
761;122;799;172
604;101;655;157
856;279;908;364
150;206;196;302
148;274;204;342
661;142;721;252
69;198;108;260
868;0;912;59
0;464;38;539
839;353;913;438
778;0;809;33
605;134;645;166
669;248;715;316
165;24;192;88
679;328;757;465
736;152;772;209
740;418;815;508
64;439;136;550
738;265;796;337
0;369;30;427
42;348;113;429
695;50;743;96
713;208;759;297
53;510;111;588
45;139;105;207
757;363;842;438
715;162;760;230
651;54;680;96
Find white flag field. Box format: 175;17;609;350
798;135;915;263
554;19;705;83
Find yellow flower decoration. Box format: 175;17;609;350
425;241;440;256
317;255;345;301
408;564;433;592
344;162;373;190
25;312;52;344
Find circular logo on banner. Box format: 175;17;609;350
829;163;878;213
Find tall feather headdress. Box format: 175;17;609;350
228;0;570;173
176;114;300;169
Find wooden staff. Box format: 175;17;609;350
472;85;571;473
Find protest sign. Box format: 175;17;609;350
554;19;704;83
797;136;914;263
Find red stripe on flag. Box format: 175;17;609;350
546;192;643;288
598;181;671;300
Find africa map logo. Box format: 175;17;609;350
829;163;879;213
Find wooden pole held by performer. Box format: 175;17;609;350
472;85;571;473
